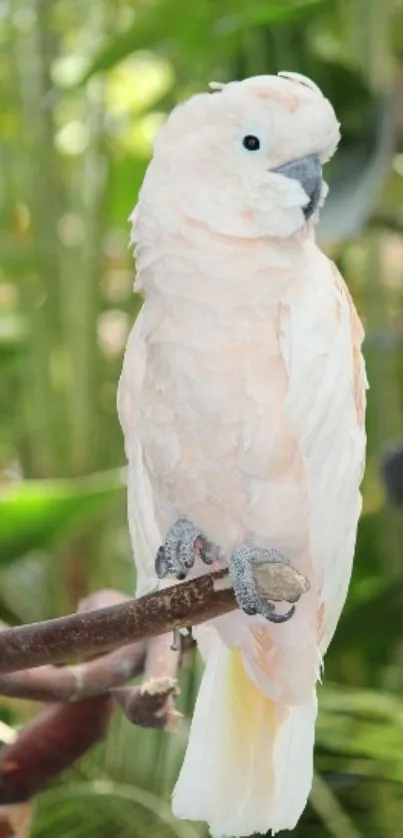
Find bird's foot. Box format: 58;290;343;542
155;518;219;581
228;543;298;624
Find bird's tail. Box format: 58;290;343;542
172;638;317;837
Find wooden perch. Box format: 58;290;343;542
0;586;149;702
0;565;309;815
0;564;309;674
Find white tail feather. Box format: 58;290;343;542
173;638;317;837
270;691;317;833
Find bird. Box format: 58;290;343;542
117;71;368;836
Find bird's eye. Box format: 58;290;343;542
242;135;261;151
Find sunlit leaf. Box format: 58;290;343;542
0;469;125;564
0;311;28;364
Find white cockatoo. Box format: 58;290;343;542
118;72;367;837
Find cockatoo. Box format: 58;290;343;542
118;72;367;836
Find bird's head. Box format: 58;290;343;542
146;72;340;240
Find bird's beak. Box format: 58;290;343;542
272;153;322;220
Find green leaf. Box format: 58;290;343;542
0;311;27;347
317;683;403;784
0;469;125;564
310;772;363;838
79;0;325;83
36;780;200;838
221;0;326;32
78;0;200;82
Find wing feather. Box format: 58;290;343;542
281;255;367;656
117;307;162;595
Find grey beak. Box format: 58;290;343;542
272;153;322;219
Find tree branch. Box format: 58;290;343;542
0;802;32;838
0;591;147;702
0;698;112;805
0;565;309;674
0;565;309;812
0;643;146;703
112;629;185;731
113;677;181;732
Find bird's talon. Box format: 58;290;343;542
243;604;258;616
171;627;181;651
266;603;296;623
229;543;299;624
155;518;219;580
198;539;215;565
155;546;168;579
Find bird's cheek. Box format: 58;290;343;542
249;178;307;238
267;173;309;210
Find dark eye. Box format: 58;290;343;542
242;134;260;151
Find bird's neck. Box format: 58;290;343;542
134;217;319;301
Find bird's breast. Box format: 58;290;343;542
136;291;309;558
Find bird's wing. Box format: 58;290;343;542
117;306;162;596
281;255;367;656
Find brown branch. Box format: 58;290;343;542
0;582;148;703
0;591;146;702
113;677;180;731
0;565;309;675
113;630;184;731
0;567;309;674
0;642;146;702
0;635;181;732
0;591;119;809
0;566;309;817
0;596;180;735
0;803;32;838
0;698;112;804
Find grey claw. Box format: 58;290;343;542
266;604;296;623
155;518;218;581
229;543;298;624
242;604;258;616
198;538;215;565
155;546;168;578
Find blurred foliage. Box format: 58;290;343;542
3;0;403;835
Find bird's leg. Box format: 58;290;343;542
170;627;181;652
155;518;219;581
228;543;298;624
